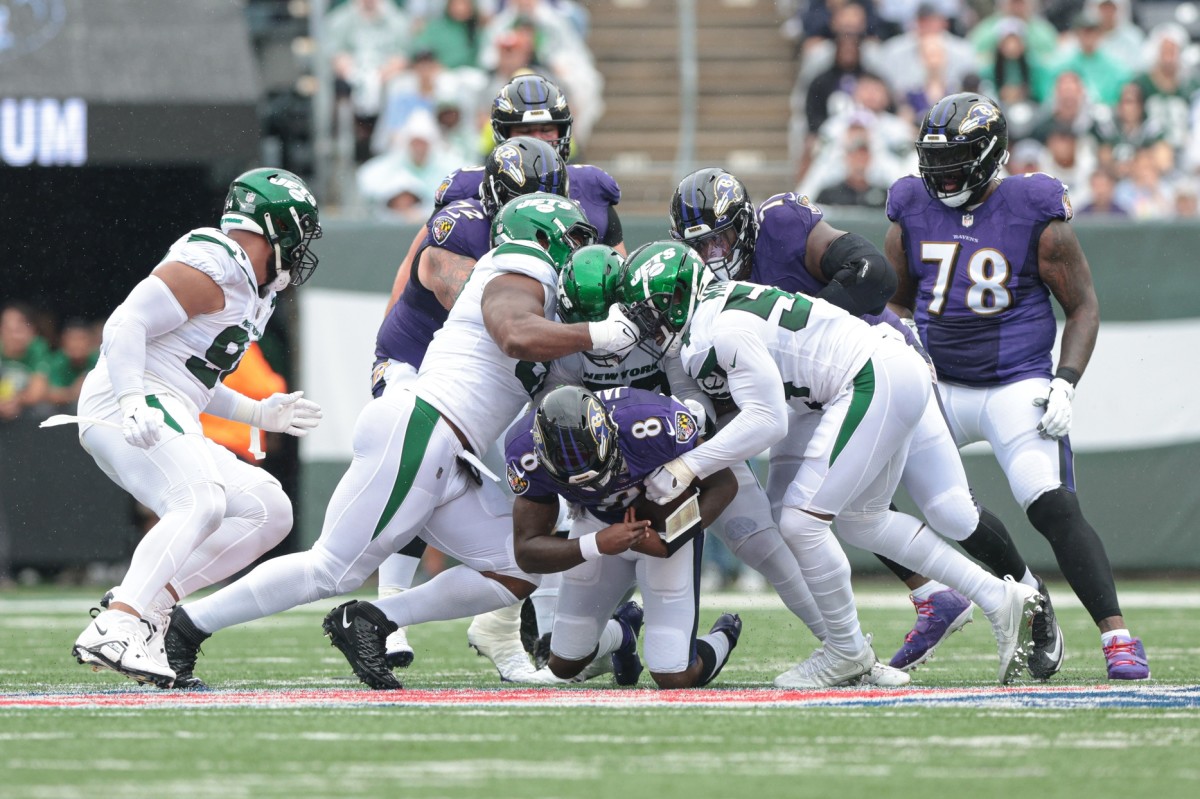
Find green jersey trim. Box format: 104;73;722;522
830;360;875;466
372;396;441;540
145;394;184;435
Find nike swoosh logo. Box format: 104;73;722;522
94;624;108;635
1041;629;1062;661
342;609;354;629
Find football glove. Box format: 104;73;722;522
644;457;696;506
587;304;640;358
255;391;324;437
118;395;165;449
1033;378;1075;440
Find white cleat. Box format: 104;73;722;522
985;576;1043;684
855;660;912;687
509;666;571;685
774;639;877;689
73;609;176;688
384;627;414;669
467;610;536;682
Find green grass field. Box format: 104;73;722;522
2;579;1198;799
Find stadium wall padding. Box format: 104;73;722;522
294;213;1200;573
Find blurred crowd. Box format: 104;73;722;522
787;0;1200;218
0;303;101;424
328;0;602;220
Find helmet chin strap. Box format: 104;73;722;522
261;214;293;292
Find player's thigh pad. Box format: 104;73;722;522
551;515;637;661
766;408;819;518
636;536;702;674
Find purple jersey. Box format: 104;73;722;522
434;163;621;242
504;387;701;524
887;173;1070;386
373;199;490;383
750;192;826;295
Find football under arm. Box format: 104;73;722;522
481;273;593;361
511;495;582;574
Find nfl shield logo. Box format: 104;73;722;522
961;213;974;227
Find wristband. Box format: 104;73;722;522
1054;367;1082;387
577;532;601;561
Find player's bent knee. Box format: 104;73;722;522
650;668;696;690
547;653;589;679
165;480;227;536
1026;486;1084;537
920;489;979;541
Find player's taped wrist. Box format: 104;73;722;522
117;393;148;416
577;532;601;561
1055;367;1082;387
206;382;263;425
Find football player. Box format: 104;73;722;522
622;242;1044;687
669;167;1061;676
506;385;743;689
886;92;1149;679
164;195;640;690
370;136;569;678
71;169;325;688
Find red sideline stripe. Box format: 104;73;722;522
0;684;1129;709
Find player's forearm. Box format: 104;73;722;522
1058;309;1099;382
513;533;590;574
696;468;738;527
680;401;787;480
493;316;593;362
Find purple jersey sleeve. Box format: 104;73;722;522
426;199;492;259
504;409;559;503
567;164;621;242
750;192;825;296
434;167;486;208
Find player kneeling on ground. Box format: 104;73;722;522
507;385;742;688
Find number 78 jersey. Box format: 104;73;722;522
680;281;881;411
886;174;1068;386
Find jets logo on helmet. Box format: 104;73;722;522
432;215;456;245
712;174;742;220
495;143;525;186
958;102;1000;136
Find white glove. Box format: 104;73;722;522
118;395;164;449
587;304;640;357
679;397;708;434
644;457;697;506
1033;377;1075;440
254;391;324;437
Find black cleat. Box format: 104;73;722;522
705;613;743;684
533;632;552;671
323;600;402;690
1028;576;1065;680
519;596;540;656
611;600;644;686
163;606;211;690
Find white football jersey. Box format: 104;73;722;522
81;228;275;418
545;344;672;397
680;281;882;412
416;241;559;454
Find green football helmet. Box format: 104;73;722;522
221;168;322;289
618;241;709;360
490;192;598;270
557;244;626;366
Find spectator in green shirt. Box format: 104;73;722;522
45;318;100;407
0;303;51;421
412;0;483;71
1043;9;1131;107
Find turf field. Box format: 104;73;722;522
2;579;1198;799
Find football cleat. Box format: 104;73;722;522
888;588;974;671
384;626;414;670
467;608;537;682
73;609;176;689
1027;576;1065;680
985;576;1042;684
702;612;743;685
1104;635;1150;680
611;600;644;686
323;600;402;690
533;633;552;671
519;597;540;656
854;634;910;687
774;638;876;689
163;606;211;690
97;588;175;681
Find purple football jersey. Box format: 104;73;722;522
887;173;1069;386
749;192;825;295
504;387;701;524
434;163;621;242
373;199;491;382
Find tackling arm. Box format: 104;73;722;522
420;246;479;311
1038;219;1099;383
814;230;898;317
481;274;595;361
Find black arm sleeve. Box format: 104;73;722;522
816;232;898;317
602;205;624;247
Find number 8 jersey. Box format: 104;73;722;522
886;173;1069;386
82;228;275;419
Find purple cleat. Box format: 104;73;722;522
1104;636;1150;680
611;600;644;686
888;588;974;671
